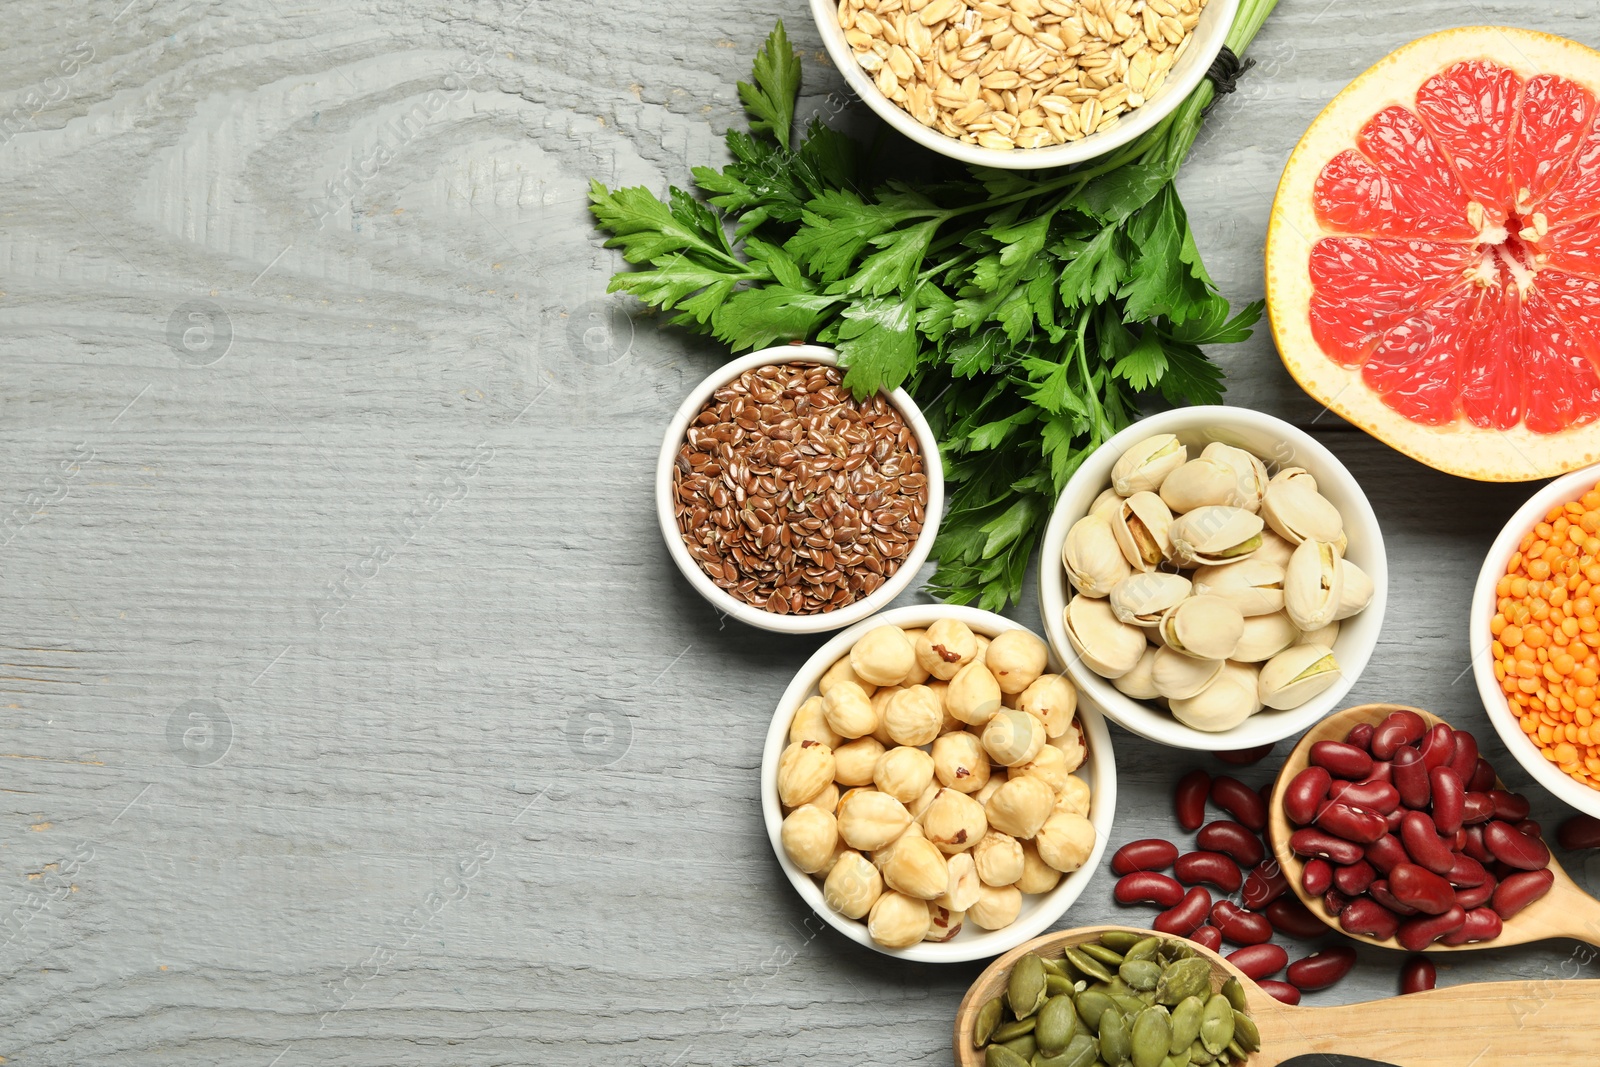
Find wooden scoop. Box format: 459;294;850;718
954;924;1600;1067
1268;703;1600;951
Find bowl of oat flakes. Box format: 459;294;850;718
811;0;1239;169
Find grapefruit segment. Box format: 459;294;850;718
1307;237;1477;364
1536;108;1600;226
1456;283;1522;432
1540;271;1600;353
1518;288;1600;433
1415;60;1522;218
1543;215;1600;278
1355;106;1477;237
1359;284;1484;426
1511;74;1597;213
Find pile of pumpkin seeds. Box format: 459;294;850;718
972;932;1260;1067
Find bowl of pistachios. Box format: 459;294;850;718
1039;406;1388;751
761;604;1117;962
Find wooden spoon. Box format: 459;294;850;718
953;924;1600;1067
1268;703;1600;951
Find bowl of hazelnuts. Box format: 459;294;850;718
760;604;1118;962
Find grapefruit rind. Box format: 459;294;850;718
1267;27;1600;482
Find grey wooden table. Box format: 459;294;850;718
3;1;1600;1063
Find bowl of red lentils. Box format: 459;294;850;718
1472;463;1600;818
656;344;944;635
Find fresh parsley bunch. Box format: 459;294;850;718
592;3;1278;610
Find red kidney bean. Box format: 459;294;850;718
1445;853;1488;888
1370;717;1424;761
1211;775;1267;832
1396;905;1466;951
1260;980;1301;1005
1217;743;1275;766
1344;722;1376;750
1491;860;1518;881
1440;906;1503;946
1491;868;1555;919
1400;811;1456;875
1364;759;1394;784
1266;895;1329;938
1516;819;1543;840
1333;859;1376;896
1226;942;1289;980
1391;748;1431;810
1111;839;1180;875
1210;902;1272;947
1189;924;1223;952
1291;828;1367;866
1390;863;1457;915
1468;757;1496;792
1419;723;1456;771
1484;820;1551;871
1446;729;1480;781
1488;790;1531;822
1301;857;1333;896
1365;834;1407;875
1329;779;1401;815
1462;824;1491;864
1174;768;1210;831
1385;807;1406;832
1400;955;1437;995
1175;851;1243;893
1368;878;1419;916
1429;767;1465;835
1115;871;1185;908
1284;766;1333;826
1316;801;1389;844
1461;791;1496;825
1323;888;1352;916
1339;897;1401;940
1454;876;1497;910
1559;814;1600;851
1242;861;1289;910
1287;946;1358;991
1310;741;1374;780
1197;820;1266;868
1154;886;1212;935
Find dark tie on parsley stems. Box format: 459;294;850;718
591;0;1281;611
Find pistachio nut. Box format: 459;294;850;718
967;882;1023;931
1112;492;1176;571
1054;773;1092;818
1200;441;1270;511
987;629;1051;695
837;788;913;851
1110;572;1192;627
948;660;1005;725
1232;611;1300;663
1159;459;1240;514
985;774;1055;838
1150;646;1224;701
873;745;935;804
1112;434;1187;496
1010;741;1072;794
822;679;878;740
832;737;886;787
851;624;917;687
1168;505;1265;567
1016;839;1062;894
1258;642;1340;710
1063;514;1133;597
883;833;950;900
973;829;1026;887
920;787;988;854
1035;811;1096;873
925;902;965;942
1262;468;1344;546
1113;646;1162;700
1297;619;1341;647
1253;528;1298;569
1064;595;1148;679
1284;539;1345;632
932;730;992;794
777;740;835;808
940;850;982;911
1089;486;1125;520
780;805;839;874
884;684;943;747
1169;662;1261;732
867;889;932;947
1047;719;1088;772
983;708;1048;767
822;849;882;919
1191;558;1286;617
916;617;978;680
1159;595;1245;661
1017;673;1078;738
1333;557;1375;621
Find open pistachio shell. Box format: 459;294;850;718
1112;492;1175;571
1168;506;1265;567
1062;514;1132;598
1111;434;1187;496
1064;595;1148;680
1252;529;1298;569
1297;619;1341;647
1284;539;1344;632
1159;459;1240;514
1109;571;1192;627
1170;662;1262;732
1113;646;1161;700
1333;557;1374;621
1200;442;1270;512
1232;611;1300;663
1089;487;1125;521
1258;643;1340;710
1262;469;1344;546
1191;558;1286;617
1159;595;1245;661
1151;645;1225;700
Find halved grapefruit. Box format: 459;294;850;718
1267;27;1600;481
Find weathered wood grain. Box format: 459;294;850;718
2;1;1599;1064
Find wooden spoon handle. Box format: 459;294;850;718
1543;875;1600;948
1261;979;1600;1066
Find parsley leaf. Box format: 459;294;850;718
738;21;801;151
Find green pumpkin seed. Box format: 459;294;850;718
1124;936;1162;962
1187;1038;1215;1065
1076;991;1115;1034
1002;1033;1038;1060
1011;955;1050;1020
1098;1006;1131;1066
988;1045;1031;1067
1041;1033;1100;1067
1037;995;1079;1055
996;1017;1038;1042
1159;939;1196;962
1226;1038;1246;1061
1099;931;1142;953
1199;995;1234;1056
1041;955;1069;978
1082;943;1126;967
1112;995;1146;1018
976;997;1005;1048
1047;973;1076;997
1155;958;1211;1007
1231;1010;1259;1054
1119;960;1162;991
1104;977;1135;997
1066;947;1116;985
1220;977;1247;1013
1129;1006;1172;1067
1169;996;1204;1054
1160;1049;1192;1067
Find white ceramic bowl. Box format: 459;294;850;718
656;345;944;635
1471;464;1600;819
1039;407;1388;750
760;604;1117;962
810;0;1239;170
